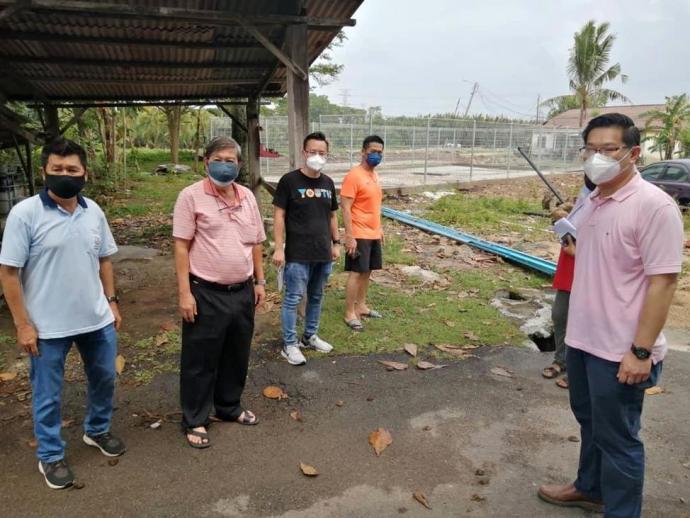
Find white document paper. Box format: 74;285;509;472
277;265;284;292
553;217;578;239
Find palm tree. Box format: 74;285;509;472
544;21;630;127
642;94;690;160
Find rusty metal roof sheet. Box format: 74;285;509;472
0;0;363;103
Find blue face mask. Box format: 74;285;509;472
366;152;382;167
208;160;239;187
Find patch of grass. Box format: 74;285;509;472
381;234;416;265
313;278;524;358
426;193;546;237
125;331;181;385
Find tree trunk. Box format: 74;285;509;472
96;107;117;164
162;106;182;164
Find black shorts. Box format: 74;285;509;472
344;239;383;273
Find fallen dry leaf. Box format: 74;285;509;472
299;462;319;477
444;320;456;328
72;481;85;490
404;344;418;357
0;371;18;382
423;425;432;431
490;367;513;378
416;361;445;370
645;386;664;395
154;334;169;347
463;331;480;341
62;419;75;428
471;494;486;502
27;437;38;449
159;320;177;332
290;409;303;422
108;459;119;467
682;460;690;469
413;491;432;510
335;400;344;407
378;360;408;371
262;386;288;400
567;435;580;443
434;344;474;358
368;428;393;456
115;355;126;375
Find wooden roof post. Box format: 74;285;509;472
246;96;261;200
285;22;309;171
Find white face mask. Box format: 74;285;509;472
583;150;630;185
305;154;327;172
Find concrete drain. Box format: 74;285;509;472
491;289;555;352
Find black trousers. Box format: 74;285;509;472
180;280;255;428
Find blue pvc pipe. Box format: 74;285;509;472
382;207;556;276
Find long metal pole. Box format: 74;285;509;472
517;146;565;203
506;121;513;178
424;115;430;184
470;119;476;182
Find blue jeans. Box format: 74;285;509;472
567;347;661;518
281;261;333;346
30;323;117;463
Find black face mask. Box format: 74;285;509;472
45;174;86;199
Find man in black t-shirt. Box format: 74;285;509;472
272;132;341;366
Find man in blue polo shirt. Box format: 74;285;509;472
0;138;125;490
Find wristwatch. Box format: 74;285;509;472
254;279;267;286
106;295;120;304
332;239;341;245
630;344;652;360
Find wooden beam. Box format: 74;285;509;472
43;104;59;140
23;78;266;87
59;107;85;135
285;23;310;170
0;30;263;50
39;100;260;109
0;1;26;21
246;96;261;198
239;20;308;81
0;1;357;28
0;112;39;144
1;55;273;70
216;104;247;133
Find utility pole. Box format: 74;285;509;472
453;97;462;118
340;89;350;107
535;94;541;124
463;82;479;118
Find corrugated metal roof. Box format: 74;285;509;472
0;0;364;103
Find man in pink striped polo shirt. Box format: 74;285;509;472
173;136;266;449
538;114;684;517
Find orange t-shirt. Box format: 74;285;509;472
340;165;383;239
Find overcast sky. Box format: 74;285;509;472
314;0;690;118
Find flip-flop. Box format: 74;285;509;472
555;376;569;390
542;364;564;379
234;410;259;426
344;318;364;331
360;310;383;319
185;429;211;449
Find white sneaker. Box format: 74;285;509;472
301;335;334;353
281;345;307;366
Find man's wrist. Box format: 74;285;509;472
630;343;652;360
254;279;266;286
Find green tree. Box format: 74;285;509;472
642;94;690;160
309;31;346;87
545;20;629;127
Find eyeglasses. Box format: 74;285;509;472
579;146;628;158
304;150;329;158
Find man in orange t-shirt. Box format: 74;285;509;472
341;135;384;331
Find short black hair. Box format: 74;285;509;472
582;113;640;148
41;138;88;169
362;135;384;150
303;131;329;151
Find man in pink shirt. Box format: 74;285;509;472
538;114;684;517
173;137;266;448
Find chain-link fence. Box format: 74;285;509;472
210;115;584;188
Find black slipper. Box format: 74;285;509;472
185;429;211;449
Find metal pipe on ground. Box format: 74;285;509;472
382;207;556;276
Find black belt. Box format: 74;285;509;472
190;274;252;292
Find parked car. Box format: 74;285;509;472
640;159;690;205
